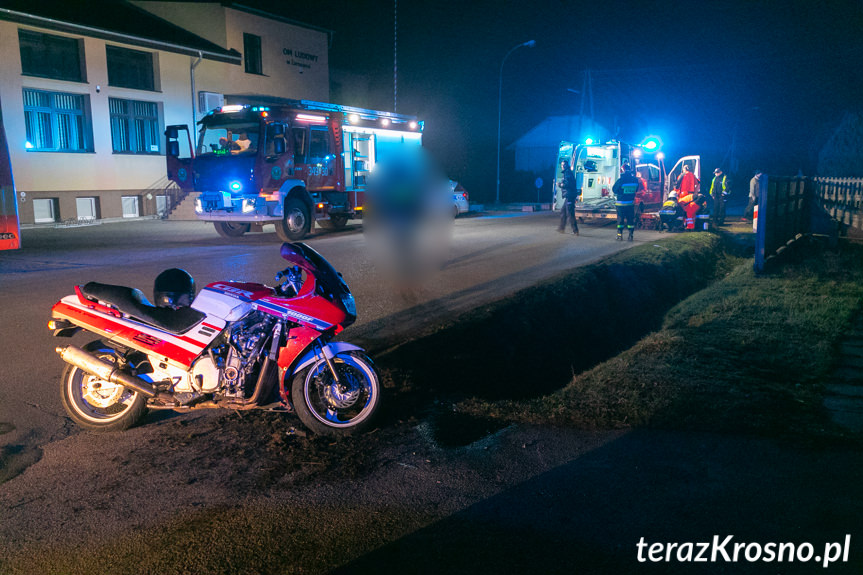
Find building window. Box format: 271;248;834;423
244;33;262;75
33;198;58;223
19;29;84;82
106;45;155;91
122;196;140;218
109;98;160;154
76;197;98;220
156;194;169;217
23;89;92;152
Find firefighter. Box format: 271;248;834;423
659;191;683;232
710;167;728;226
612;163;638;241
556;159;580;235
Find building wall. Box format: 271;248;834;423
1;6;329;225
0;22;196;223
218;7;328;103
138;3;330;111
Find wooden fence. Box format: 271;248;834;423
754;176;808;272
755;176;863;272
812;177;863;235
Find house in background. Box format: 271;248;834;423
509;115;608;175
506;115;608;202
0;0;330;225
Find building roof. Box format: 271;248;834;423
0;0;241;63
510;115;608;149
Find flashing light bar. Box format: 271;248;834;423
296;113;327;124
219;105;246;113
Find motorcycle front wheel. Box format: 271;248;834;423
291;351;380;436
60;341;149;432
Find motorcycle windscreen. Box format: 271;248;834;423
280;242;351;301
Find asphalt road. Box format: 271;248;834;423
2;213;863;574
0;212;642;482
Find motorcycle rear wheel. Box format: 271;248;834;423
291;351;380;436
60;341;148;432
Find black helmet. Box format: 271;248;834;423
154;268;196;308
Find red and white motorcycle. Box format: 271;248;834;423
48;242;380;436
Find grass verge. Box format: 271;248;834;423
460;236;863;442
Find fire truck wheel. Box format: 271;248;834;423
214;222;250;238
276;198;311;241
318;215;348;230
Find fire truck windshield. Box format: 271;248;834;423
198;121;259;156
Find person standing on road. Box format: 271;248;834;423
710;167;729;226
556;159;580;235
744;170;762;221
676;164;700;198
613;163;639;241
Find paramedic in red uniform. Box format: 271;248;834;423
676;164;699;197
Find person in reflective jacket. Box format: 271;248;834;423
710;167;729;226
612;163;639;241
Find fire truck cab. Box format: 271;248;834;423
166;99;422;241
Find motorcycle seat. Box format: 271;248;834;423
81;282;205;335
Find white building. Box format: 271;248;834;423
0;0;330;225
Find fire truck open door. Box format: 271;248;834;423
0;107;20;250
665;155;701;199
165;125;195;191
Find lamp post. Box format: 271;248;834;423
496;39;535;206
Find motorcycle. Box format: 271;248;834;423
48;242;380;436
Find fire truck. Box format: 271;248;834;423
0;112;20;250
165;99;423;240
552;139;700;225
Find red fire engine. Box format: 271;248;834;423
166;99;423;240
0;112;20;250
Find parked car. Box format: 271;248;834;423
450;180;469;217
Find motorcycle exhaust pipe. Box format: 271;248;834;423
55;345;157;398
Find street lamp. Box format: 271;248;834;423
496;39;535;205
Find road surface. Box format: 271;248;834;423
0;212;647;481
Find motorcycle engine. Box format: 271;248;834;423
211;313;274;398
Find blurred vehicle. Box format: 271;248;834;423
450;180;469;217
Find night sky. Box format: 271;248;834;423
198;1;863;199
11;0;863;199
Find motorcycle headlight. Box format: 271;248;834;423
341;293;356;317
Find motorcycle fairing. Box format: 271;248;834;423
199;280;344;333
256;296;334;331
51;295;225;369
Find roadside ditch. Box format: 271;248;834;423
374;232;745;446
